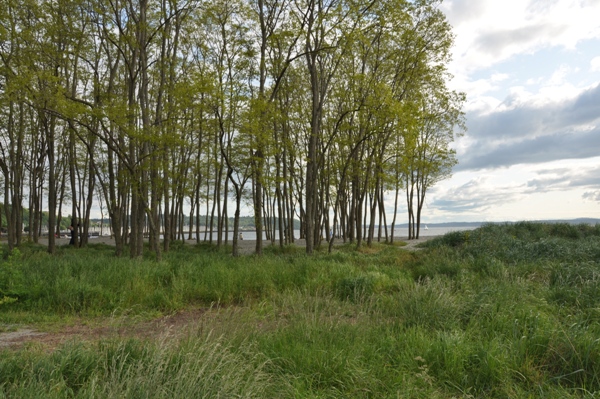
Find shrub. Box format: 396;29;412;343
425;231;470;248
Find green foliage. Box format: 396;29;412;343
0;248;25;305
0;244;317;315
425;222;600;265
0;335;282;398
2;223;600;397
0;205;71;233
426;230;471;248
548;261;600;309
405;247;463;280
335;275;374;302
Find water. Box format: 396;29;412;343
395;226;477;237
182;225;477;241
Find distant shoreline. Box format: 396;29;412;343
396;218;600;228
77;217;600;232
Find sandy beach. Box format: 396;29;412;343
38;235;437;254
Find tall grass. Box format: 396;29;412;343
0;333;286;398
2;222;600;397
1;243;317;316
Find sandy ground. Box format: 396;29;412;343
39;235;437;254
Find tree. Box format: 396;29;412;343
0;0;463;256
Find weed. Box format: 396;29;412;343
1;223;599;398
335;275;374;302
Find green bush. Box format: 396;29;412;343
425;230;470;248
544;327;600;391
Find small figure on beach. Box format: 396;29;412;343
68;223;76;245
68;219;80;245
239;232;243;240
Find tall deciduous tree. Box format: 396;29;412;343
0;0;463;256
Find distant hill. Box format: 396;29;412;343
540;218;600;225
396;218;600;228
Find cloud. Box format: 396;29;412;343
474;24;567;59
444;0;600;74
526;165;600;192
548;65;578;86
428;162;600;218
491;73;509;82
416;2;600;222
571;82;600;123
430;176;525;213
456;83;600;170
592;56;600;72
583;191;600;202
439;0;488;25
458;127;600;170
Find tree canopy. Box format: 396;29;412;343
0;0;465;256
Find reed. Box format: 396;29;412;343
1;222;599;397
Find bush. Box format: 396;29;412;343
544;327;600;391
425;230;470;248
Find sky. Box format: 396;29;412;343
82;0;600;226
417;0;600;223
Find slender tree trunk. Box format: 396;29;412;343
45;112;56;254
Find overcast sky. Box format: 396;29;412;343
417;0;600;223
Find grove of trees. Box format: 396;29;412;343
0;0;465;257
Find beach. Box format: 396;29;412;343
37;235;437;253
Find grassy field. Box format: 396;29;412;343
1;222;600;398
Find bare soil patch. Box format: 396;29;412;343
0;308;210;351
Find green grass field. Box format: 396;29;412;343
1;222;600;398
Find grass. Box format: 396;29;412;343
1;221;600;398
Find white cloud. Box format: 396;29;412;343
491;73;509;82
426;1;600;223
426;159;600;221
526;76;544;85
548;65;575;86
457;83;600;170
591;56;600;72
430;175;527;213
526;164;600;193
463;96;502;114
583;190;600;202
443;0;600;75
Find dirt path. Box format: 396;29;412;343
0;309;211;351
